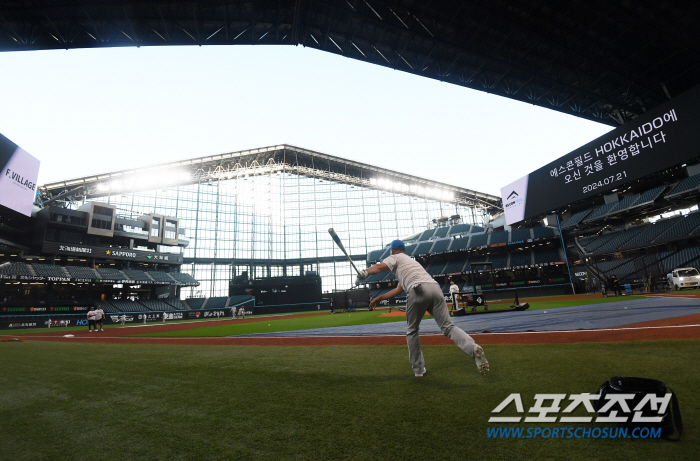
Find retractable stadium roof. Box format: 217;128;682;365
0;1;698;126
39;144;504;213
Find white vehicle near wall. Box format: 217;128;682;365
667;267;700;290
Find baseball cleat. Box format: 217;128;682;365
473;345;489;375
414;368;427;377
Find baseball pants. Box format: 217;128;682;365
406;283;478;374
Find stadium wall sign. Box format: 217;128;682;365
0;272;183;285
43;242;184;264
501;84;700;225
0;132;40;217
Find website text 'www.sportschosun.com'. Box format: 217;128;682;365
487;426;661;439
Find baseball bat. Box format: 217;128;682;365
328;228;362;275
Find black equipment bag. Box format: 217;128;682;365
596;377;683;441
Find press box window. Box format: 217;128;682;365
151;217;161;237
164;219;177;240
91;218;111;229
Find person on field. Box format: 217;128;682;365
94;306;105;331
612;275;623;296
238;307;245;319
232;306;236;319
448;280;460;313
358;239;489;377
162;311;168;323
87;307;97;332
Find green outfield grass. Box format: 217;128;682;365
134;309;414;337
0;310;324;336
135;296;646;338
0;340;697;460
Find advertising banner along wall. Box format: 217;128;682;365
501;84;700;225
0;132;40;217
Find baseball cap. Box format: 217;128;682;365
390;239;405;250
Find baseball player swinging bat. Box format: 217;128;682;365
328;228;362;275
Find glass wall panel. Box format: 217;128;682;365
82;171;485;296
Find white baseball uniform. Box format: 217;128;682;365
382;253;481;375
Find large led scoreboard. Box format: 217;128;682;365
501;85;700;225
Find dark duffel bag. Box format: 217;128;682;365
595;377;682;441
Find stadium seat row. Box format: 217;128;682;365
362;247;563;284
0;262;198;285
367;226;558;262
578;211;700;255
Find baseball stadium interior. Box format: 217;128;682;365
1;1;700;330
5;137;700;328
2;3;700;458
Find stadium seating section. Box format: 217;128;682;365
139;299;172;311
96;268;127;280
489;231;509;245
568;185;668;226
433;226;449;238
511;228;532;241
367;249;385;262
620;217;680;250
165;298;187;310
186;298;206;309
447;224;471;236
488;254;508;269
32;264;69;278
66;266;100;279
206;297;229;308
443;259;467;274
584;202;619;222
634;185;667;207
418;228;435;241
430;238;451;254
413;241;433;256
147;271;175;282
229;295;254;305
110;299;150;312
0;262;198;287
534;248;561;265
561;208;594;229
95;300;120;313
363;221;546;269
579;212;700;255
0;262;34;276
168;272;198;284
665;174;700;198
591;246;700;282
468;234;488;248
532;226;556;239
509;251;532;267
449;237;470;251
424;261;446;275
123;269;153;282
592;225;650;254
654;212;700;242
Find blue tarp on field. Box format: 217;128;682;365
230;297;700;337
